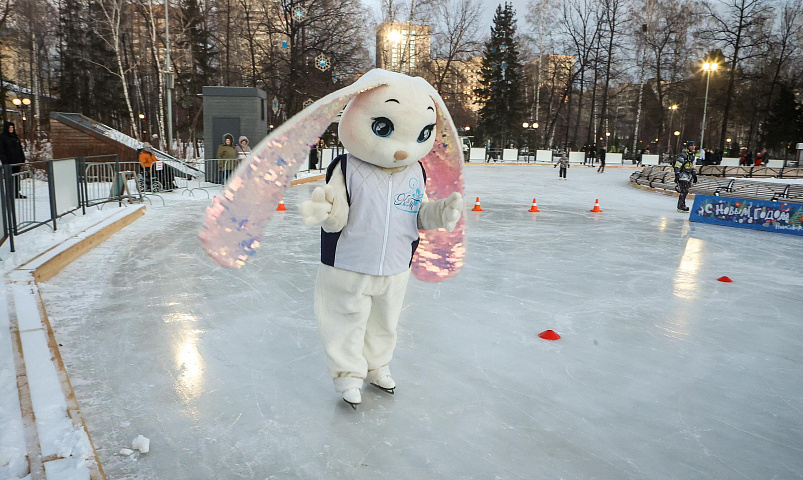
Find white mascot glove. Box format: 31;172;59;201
300;185;335;226
441;192;463;232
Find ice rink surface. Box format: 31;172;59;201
40;165;803;479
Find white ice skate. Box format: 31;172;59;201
342;388;362;410
370;375;396;395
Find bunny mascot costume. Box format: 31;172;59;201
200;69;465;410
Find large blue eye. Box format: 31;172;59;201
372;117;394;137
417;124;435;143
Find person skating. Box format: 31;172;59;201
554;152;569;179
597;147;606;173
673;154;698;212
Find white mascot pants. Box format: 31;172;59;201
314;264;410;393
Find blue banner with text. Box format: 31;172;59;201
689;195;803;236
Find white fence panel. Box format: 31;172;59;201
641;154;660;166
469;148;486;161
568;152;585;164
536;150;553;162
502;149;518;161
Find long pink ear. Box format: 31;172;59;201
200;76;388;269
412;89;466;282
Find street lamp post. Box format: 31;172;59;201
138;113;146;138
667;104;678;153
700;62;718;158
12;98;32;141
522;122;539;160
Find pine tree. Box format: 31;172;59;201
474;2;526;149
177;0;218;95
55;0;126;123
55;0;87;113
760;81;803;151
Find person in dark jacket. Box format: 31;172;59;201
0;121;26;198
673;155;698;212
597;147;606;173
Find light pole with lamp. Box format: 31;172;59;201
522;122;539;161
674;130;681;153
667;104;678;153
700;62;718;160
138;113;146;139
12;98;31;141
726;137;732;156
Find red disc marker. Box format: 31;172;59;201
538;330;561;340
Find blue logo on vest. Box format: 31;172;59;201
394;178;423;213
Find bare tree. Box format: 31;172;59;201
703;0;774;149
641;0;697;153
0;0;14;122
137;0;168;145
556;0;601;147
526;0;560;126
96;0;140;137
763;0;802;114
427;0;484;94
594;0;625;146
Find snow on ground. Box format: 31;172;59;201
29;165;803;479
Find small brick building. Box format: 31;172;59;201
50;112;146;163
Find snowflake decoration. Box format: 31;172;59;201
315;54;331;72
272;96;279;114
294;6;306;20
303;99;314;109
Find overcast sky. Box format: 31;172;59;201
364;0;533;35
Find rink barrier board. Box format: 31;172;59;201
4;206;147;479
26;206;147;283
690;195;803;236
6;288;47;479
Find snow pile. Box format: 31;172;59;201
0;363;27;479
0;204;113;275
131;435;150;454
23;139;53;163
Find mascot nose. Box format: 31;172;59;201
394;150;408;161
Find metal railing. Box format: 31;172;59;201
1;155;153;253
1;152;333;253
630;166;803;203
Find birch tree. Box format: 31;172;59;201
97;0;139;137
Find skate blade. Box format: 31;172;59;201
370;382;395;395
343;398;359;410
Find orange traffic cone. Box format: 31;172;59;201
528;198;540;212
471;197;483;212
590;198;603;212
276;197;287;211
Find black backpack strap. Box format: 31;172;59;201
325;153;350;204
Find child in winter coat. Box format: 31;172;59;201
554;153;570;179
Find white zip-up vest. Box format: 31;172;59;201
321;154;424;276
